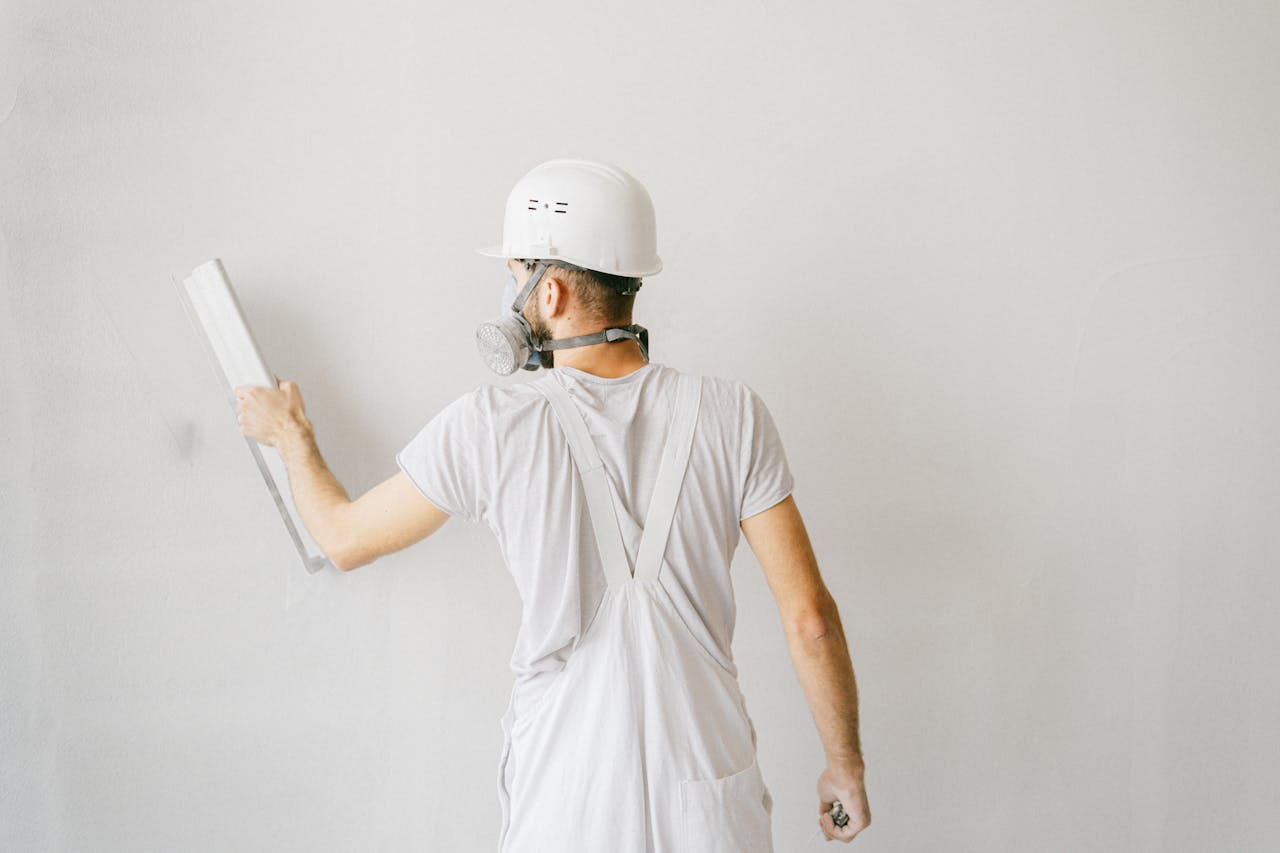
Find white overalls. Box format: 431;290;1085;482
494;369;775;852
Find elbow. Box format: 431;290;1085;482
797;615;832;643
793;600;840;643
335;553;374;573
328;542;364;572
334;555;370;573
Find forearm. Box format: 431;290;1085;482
788;597;865;776
275;417;352;561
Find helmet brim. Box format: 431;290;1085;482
474;244;662;277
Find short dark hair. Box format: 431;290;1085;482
518;259;640;326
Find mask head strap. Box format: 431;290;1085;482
510;261;549;313
537;324;650;363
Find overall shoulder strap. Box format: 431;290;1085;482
632;372;702;582
535;373;634;586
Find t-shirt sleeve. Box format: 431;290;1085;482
738;383;796;521
395;389;489;524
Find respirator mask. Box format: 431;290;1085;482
475;261;650;376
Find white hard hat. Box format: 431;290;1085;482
476;158;662;277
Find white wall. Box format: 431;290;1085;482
3;2;1278;851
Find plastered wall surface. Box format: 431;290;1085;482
2;2;1278;851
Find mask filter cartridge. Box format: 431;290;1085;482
475;272;542;375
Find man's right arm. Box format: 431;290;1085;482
740;494;870;839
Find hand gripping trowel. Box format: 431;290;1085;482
175;258;332;576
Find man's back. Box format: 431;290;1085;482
395;361;795;717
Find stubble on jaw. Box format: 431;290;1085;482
524;302;555;368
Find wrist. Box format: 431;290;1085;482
278;416;314;450
827;753;866;779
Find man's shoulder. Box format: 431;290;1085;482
452;376;553;418
674;367;751;410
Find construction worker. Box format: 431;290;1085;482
234;158;870;851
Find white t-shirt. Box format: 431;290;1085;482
395;361;795;713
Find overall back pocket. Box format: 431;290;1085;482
679;752;774;852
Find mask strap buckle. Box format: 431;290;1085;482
602;325;650;363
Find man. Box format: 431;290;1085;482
235;158;870;850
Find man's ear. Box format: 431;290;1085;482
543;272;571;317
